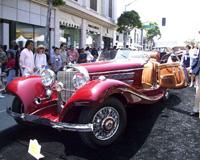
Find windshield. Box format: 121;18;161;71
97;50;148;63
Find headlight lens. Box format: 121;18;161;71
72;72;88;89
41;69;56;87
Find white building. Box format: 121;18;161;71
116;28;145;50
0;0;117;50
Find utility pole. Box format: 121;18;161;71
125;0;137;11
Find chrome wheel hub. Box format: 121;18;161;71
92;107;119;140
101;117;115;132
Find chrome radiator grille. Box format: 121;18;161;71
57;68;77;102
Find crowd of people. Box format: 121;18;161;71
0;40;118;98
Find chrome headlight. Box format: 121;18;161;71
72;66;90;89
41;69;56;87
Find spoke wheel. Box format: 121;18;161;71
79;97;127;149
92;107;119;141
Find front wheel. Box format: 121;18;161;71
78;97;127;149
12;97;27;125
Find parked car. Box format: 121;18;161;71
6;50;189;149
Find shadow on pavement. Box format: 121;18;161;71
0;93;181;160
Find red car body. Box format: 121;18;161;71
6;50;189;148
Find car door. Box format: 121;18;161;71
158;62;189;89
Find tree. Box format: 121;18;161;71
146;22;161;50
117;10;142;48
44;0;65;49
184;38;199;46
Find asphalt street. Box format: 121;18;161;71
0;87;200;160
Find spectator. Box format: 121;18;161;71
67;45;79;64
78;48;87;63
14;44;20;76
0;77;4;98
7;45;15;58
50;46;55;59
45;49;51;69
110;46;117;59
34;45;47;75
190;48;200;116
1;51;15;87
100;47;110;60
60;43;67;67
85;46;94;62
0;45;8;71
189;44;199;87
19;40;35;76
3;45;7;54
91;44;98;62
51;47;62;74
181;45;190;69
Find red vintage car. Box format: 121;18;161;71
6;50;189;149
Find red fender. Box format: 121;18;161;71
6;76;57;114
59;79;147;121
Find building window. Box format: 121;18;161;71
11;22;47;51
109;0;112;18
90;0;97;11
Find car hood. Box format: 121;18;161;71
80;61;142;74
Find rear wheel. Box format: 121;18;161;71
78;97;127;149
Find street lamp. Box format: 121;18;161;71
125;0;137;11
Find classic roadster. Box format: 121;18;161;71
6;50;189;149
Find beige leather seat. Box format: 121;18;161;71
142;62;154;89
142;61;158;89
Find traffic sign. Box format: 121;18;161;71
143;25;155;29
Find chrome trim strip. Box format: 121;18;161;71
119;88;163;101
90;68;144;75
92;72;135;80
30;104;57;115
6;107;93;132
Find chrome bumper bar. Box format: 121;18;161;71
6;107;93;132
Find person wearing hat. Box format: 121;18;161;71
34;45;47;75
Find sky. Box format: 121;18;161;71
117;0;200;43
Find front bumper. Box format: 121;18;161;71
6;107;93;132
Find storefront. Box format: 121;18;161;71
102;27;114;49
103;36;113;49
86;22;100;48
60;25;81;49
59;12;82;49
10;22;46;52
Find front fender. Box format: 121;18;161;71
6;76;57;114
59;79;145;121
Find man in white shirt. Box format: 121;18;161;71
19;40;35;76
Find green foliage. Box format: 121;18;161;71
146;22;161;42
47;0;65;7
184;38;199;46
117;10;142;33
